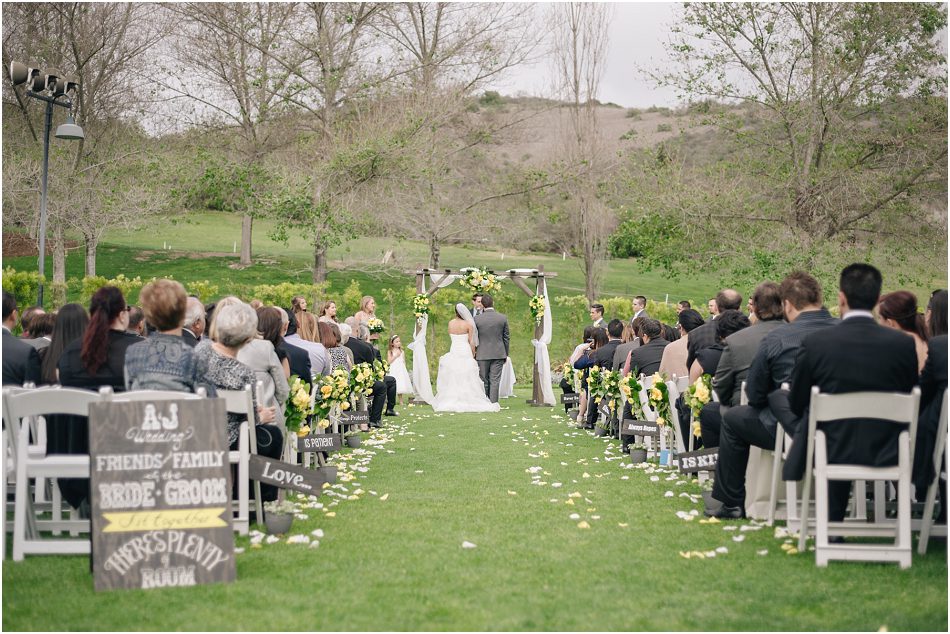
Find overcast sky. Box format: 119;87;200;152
488;2;681;109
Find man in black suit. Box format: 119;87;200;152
590;304;606;329
626;318;669;377
278;308;312;382
687;289;743;370
181;297;205;348
2;291;41;386
344;320;397;426
708;272;836;518
574;319;623;429
786;263;918;522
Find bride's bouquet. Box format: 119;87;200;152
367;317;385;334
459;267;501;294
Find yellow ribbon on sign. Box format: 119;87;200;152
102;508;228;532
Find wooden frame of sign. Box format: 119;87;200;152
248;455;337;496
337;410;370;426
677;448;719;474
561;392;580;405
296;433;342;453
415;264;557;406
89;399;236;592
619;418;660;438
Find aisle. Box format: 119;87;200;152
3;393;947;631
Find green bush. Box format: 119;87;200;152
1;267;43;310
79;274;143;306
479;91;504;107
340;280;363;318
608;212;685;259
80;276;109;305
619;128;638;141
625;108;642;119
186;280;221;303
252;282;328;309
656;123;673;133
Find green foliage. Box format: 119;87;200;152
479;91;505;106
185;155;273;217
608;211;685;262
79;274;143;306
106;274;144;301
619;128;638;141
600;297;632;322
1;267;43;310
656;123;673;133
185;280;221;303
79;276;108;305
340;279;363;318
251;282;328;309
625;108;642;119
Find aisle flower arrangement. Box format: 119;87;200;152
562;363;581;392
412;294;430;323
372;359;390;382
284;375;312;434
684;374;713;438
367;317;386;334
351;363;377;397
646;372;672;426
529;294;545;326
313;368;352;421
620;373;645;419
588;365;621;431
458;267;501;294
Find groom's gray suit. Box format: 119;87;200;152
474;308;509;403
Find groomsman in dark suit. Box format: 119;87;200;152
590;304;606;329
786;263;918;522
687;289;742;370
625;318;669;377
708;272;836;518
632;296;649;321
574;319;623;428
2;291;41;386
472;293;484;317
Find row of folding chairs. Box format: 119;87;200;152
3;383;264;561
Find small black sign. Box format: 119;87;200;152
561;393;580;405
89;399;235;592
678;448;719;473
338;410;370;426
620;418;660;437
599;400;612;417
296;433;342;453
248;455;337;495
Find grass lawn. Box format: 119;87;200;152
3;393;947;631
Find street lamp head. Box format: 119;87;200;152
55;115;84;140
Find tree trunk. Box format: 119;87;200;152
429;239;441;269
52;223;66;284
312;242;328;283
84;234;97;277
240;214;253;265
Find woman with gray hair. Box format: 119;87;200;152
194;300;283;502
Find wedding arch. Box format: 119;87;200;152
408;265;557;407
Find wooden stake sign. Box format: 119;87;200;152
338;410;369;426
561;393;580;405
620;418;660;437
296;433;342;453
89;399;235;592
248;455;337;496
677;448;720;474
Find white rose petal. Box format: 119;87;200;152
311;529;325;538
715;546;729;554
664;491;674;498
756;549;768;556
461;541;477;549
732;535;745;542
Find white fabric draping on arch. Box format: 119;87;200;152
408;315;435;403
531;294;556;405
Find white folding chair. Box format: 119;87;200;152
4;387;103;561
918;391;948;554
217;386;263;534
798;387;920;568
664;380;687;455
636;375;658;455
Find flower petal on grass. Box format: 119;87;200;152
379;493;389;501
757;549;768;556
577;521;590;529
569;513;581;520
461;541;477;549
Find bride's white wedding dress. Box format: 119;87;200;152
431;333;500;413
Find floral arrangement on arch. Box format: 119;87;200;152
529;294;545;326
412;294;430;323
620;373;645;419
684;374;713;438
284;375;312;435
350;363;377;397
646;372;672;427
313;368;352;422
458;267;501;294
367;317;386;334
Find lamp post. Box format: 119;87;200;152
8;62;83;307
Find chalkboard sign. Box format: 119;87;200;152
248;455;337;496
561;393;580;405
620;418;660;437
678;448;719;473
338;410;369;426
599;400;613;417
296;433;342;453
89;399;235;592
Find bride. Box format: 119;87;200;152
431;304;500;413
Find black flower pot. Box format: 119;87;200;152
629;448;647;464
593;426;609;437
265;512;293;535
346;435;361;449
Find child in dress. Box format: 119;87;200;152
387;335;414;404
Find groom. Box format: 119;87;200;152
474;294;509;403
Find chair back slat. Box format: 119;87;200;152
3;387;101;420
102;387;207;402
217;386;254;416
810;389;920;425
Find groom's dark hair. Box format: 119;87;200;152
480;294;494;309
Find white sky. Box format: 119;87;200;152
487;2;681;108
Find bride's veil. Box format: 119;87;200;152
456;302;479;347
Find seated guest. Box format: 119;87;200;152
661;323;679;342
689;310;750;383
344;317;397;426
318;300;338;323
25;311;55;351
624;318;669;378
708;272;836;518
291;295;308;314
562;326;598;417
193;301;282;501
659;309;704;379
913;327;947;523
589;303;606;329
18;305;45;340
55;286;140;512
677;300;691;314
925;290;947;337
280;308;312;380
878;291;929;374
687;289;743;369
248;299;263;311
2;291;41;385
574;320;623;430
258;307;291;379
321;321;352;372
124;279;202;392
612;319;642;372
40;303;88;386
126;306;146;337
787;264;918;523
238;308;290;429
182;296;206;347
572;328;609;429
285;312;330;378
699;282;784;448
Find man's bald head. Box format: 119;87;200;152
715;289;742;312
